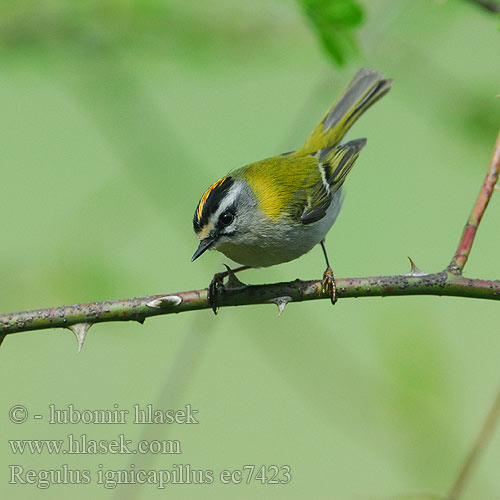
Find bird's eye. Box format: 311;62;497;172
219;211;234;226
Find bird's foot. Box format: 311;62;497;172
208;265;248;314
208;271;225;315
322;266;338;305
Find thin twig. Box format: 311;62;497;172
465;0;500;14
448;383;500;500
444;132;500;500
448;130;500;273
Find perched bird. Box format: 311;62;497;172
192;67;392;312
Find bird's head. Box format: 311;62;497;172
192;175;253;261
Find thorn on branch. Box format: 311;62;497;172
268;296;292;317
223;264;247;289
146;295;182;308
406;257;427;277
67;322;93;353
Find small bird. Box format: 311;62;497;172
192;68;392;312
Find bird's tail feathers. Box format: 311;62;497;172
298;68;391;156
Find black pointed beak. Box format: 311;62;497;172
192;238;215;262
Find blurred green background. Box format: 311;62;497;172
1;0;500;498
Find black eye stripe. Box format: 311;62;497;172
193;176;234;234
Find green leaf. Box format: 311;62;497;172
299;0;364;66
323;0;364;26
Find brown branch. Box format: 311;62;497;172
443;136;500;500
448;383;500;500
1;273;500;337
0;130;499;342
0;125;498;500
448;130;500;273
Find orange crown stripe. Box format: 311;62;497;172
196;177;227;220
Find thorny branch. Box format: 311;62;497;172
1;272;500;338
1;130;499;344
0;129;499;500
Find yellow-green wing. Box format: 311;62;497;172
238;155;320;221
300;139;366;224
238;139;364;225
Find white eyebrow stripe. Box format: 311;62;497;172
210;181;243;225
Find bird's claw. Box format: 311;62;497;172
208;265;248;314
208;272;225;315
322;266;338;305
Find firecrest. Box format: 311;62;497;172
192;67;392;312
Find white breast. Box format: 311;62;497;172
215;189;344;268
